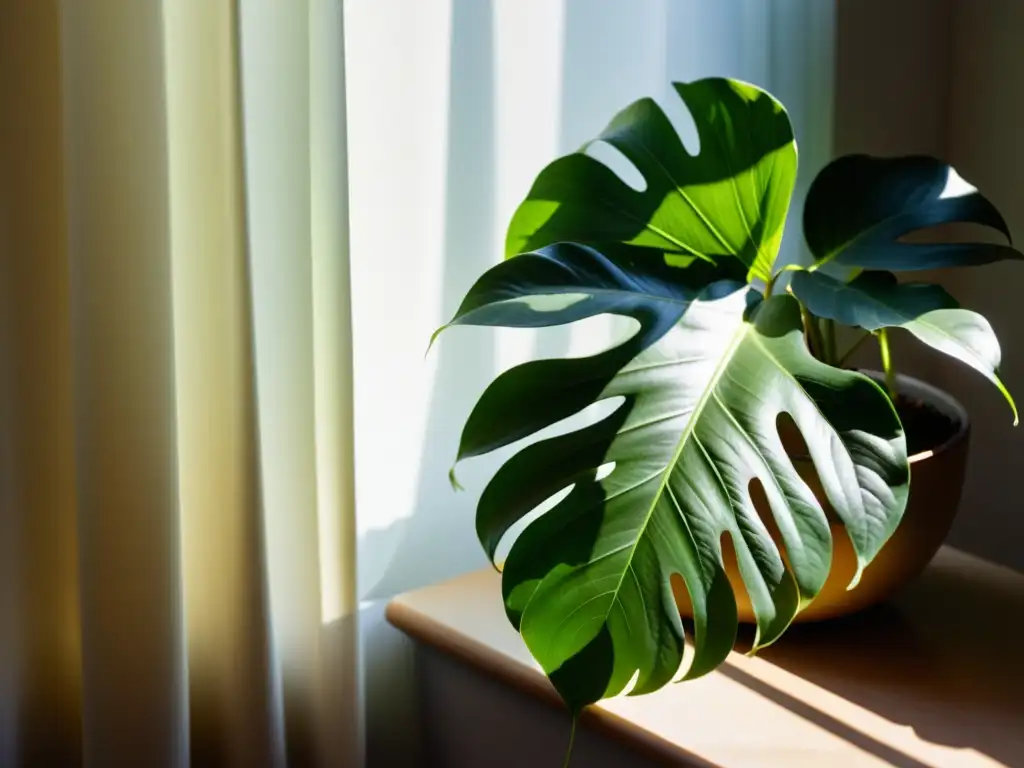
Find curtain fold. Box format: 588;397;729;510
0;4;81;766
62;4;189;764
0;1;358;766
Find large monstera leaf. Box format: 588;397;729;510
790;270;1018;423
803;154;1022;271
504;78;797;284
439;243;909;713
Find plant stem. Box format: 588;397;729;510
765;263;805;299
836;331;871;368
800;303;825;359
822;318;837;366
562;717;578;768
877;328;897;399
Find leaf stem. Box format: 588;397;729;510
765;263;804;298
562;717;578;768
823;319;837;365
837;331;871;368
877;328;897;399
800;303;825;359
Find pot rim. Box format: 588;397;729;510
856;368;969;464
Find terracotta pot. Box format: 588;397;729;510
674;371;970;623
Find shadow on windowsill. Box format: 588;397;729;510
728;551;1024;768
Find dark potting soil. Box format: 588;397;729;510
892;394;959;456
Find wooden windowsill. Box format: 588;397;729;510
387;546;1024;767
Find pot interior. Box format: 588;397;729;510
779;371;968;463
860;370;969;460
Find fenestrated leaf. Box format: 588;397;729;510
504;78;797;284
804;154;1022;271
440;243;909;713
791;270;1017;422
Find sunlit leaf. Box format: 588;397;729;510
505;78;797;284
440;243;909;712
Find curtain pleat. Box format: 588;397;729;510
61;2;189;765
0;1;359;766
236;3;332;765
164;2;283;766
0;4;82;766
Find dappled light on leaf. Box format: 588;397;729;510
504;78;798;285
437;241;909;710
430;76;1023;724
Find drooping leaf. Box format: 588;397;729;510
440;243;909;713
803;154;1022;271
504;78;798;284
791;270;1017;422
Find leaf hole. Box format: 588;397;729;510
775;412;808;459
747;477;784;551
668;571;700;658
938;166;977;200
621;668;642;697
899;221;1002;245
584;141;647;193
774;413;836;525
715;530;756;646
658;86;700;156
492;483;575;568
491;459;618;569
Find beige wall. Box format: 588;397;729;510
838;0;1024;569
943;0;1024;569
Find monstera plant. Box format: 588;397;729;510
432;78;1020;728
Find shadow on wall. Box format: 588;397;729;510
360;0;497;602
357;4;498;762
358;4;683;759
361;0;689;603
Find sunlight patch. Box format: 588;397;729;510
939;167;977;200
517;292;590;313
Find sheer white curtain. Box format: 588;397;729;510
0;2;357;766
345;0;836;760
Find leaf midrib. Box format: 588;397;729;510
599;320;754;631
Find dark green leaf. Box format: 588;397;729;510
803;154;1022;271
791;270;1017;422
440;243;909;712
504;78;797;284
790;270;958;331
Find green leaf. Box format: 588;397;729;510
790;270;958;331
804;154;1022;271
791;270;1017;423
504;78;798;284
441;243;909;713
